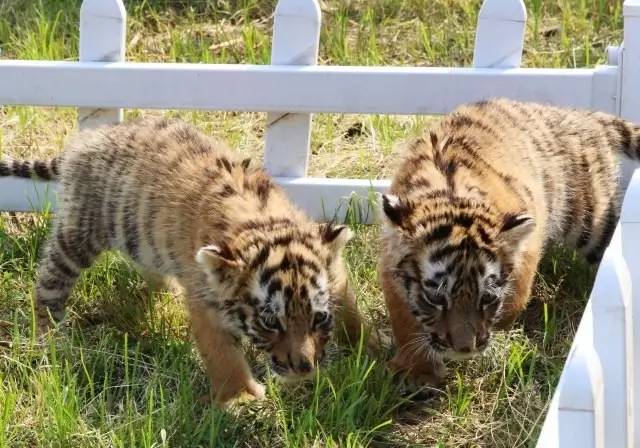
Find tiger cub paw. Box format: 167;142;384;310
388;354;447;398
243;379;266;400
35;312;63;339
211;378;266;407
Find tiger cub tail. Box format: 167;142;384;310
604;116;640;160
0;157;61;180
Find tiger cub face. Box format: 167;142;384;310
381;194;535;359
196;223;352;380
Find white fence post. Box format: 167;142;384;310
620;0;640;121
78;0;126;129
536;306;605;448
590;227;633;447
556;335;605;448
263;0;321;177
473;0;526;68
620;169;640;448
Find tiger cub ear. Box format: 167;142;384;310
196;243;245;269
318;223;353;252
381;194;413;227
499;213;535;246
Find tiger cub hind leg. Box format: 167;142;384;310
381;268;446;390
141;270;168;297
186;298;265;406
34;227;99;334
141;270;183;299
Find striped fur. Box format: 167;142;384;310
380;98;640;387
3;118;370;404
0;157;60;180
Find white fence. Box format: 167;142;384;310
0;0;639;445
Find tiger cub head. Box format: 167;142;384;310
381;194;535;359
196;222;352;380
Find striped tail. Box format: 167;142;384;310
0;157;60;180
612;117;640;160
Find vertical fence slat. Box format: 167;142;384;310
536;306;605;448
620;1;640;121
620;168;640;448
618;0;640;195
556;308;604;448
591;226;632;448
473;0;526;68
78;0;126;129
263;0;321;177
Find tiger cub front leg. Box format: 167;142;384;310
381;268;446;388
494;248;541;331
334;279;383;353
186;299;264;405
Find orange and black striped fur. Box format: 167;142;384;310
380;98;640;387
1;118;370;404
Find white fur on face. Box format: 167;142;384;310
419;255;450;296
246;274;287;328
482;261;501;283
421;258;447;281
309;274;330;309
246;268;332;327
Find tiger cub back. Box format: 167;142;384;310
1;118;371;404
380;98;640;386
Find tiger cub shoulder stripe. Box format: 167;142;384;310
2;118;372;404
380;98;640;386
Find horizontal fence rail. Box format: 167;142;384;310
0;62;619;115
0;177;391;221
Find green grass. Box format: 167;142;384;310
0;0;619;446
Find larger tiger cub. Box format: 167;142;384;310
1;118;370;404
380;98;640;387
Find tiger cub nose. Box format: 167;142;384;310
452;337;476;353
297;357;313;374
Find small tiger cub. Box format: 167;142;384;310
1;118;370;404
380;98;640;387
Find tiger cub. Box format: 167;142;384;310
380;98;640;387
1;118;370;404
